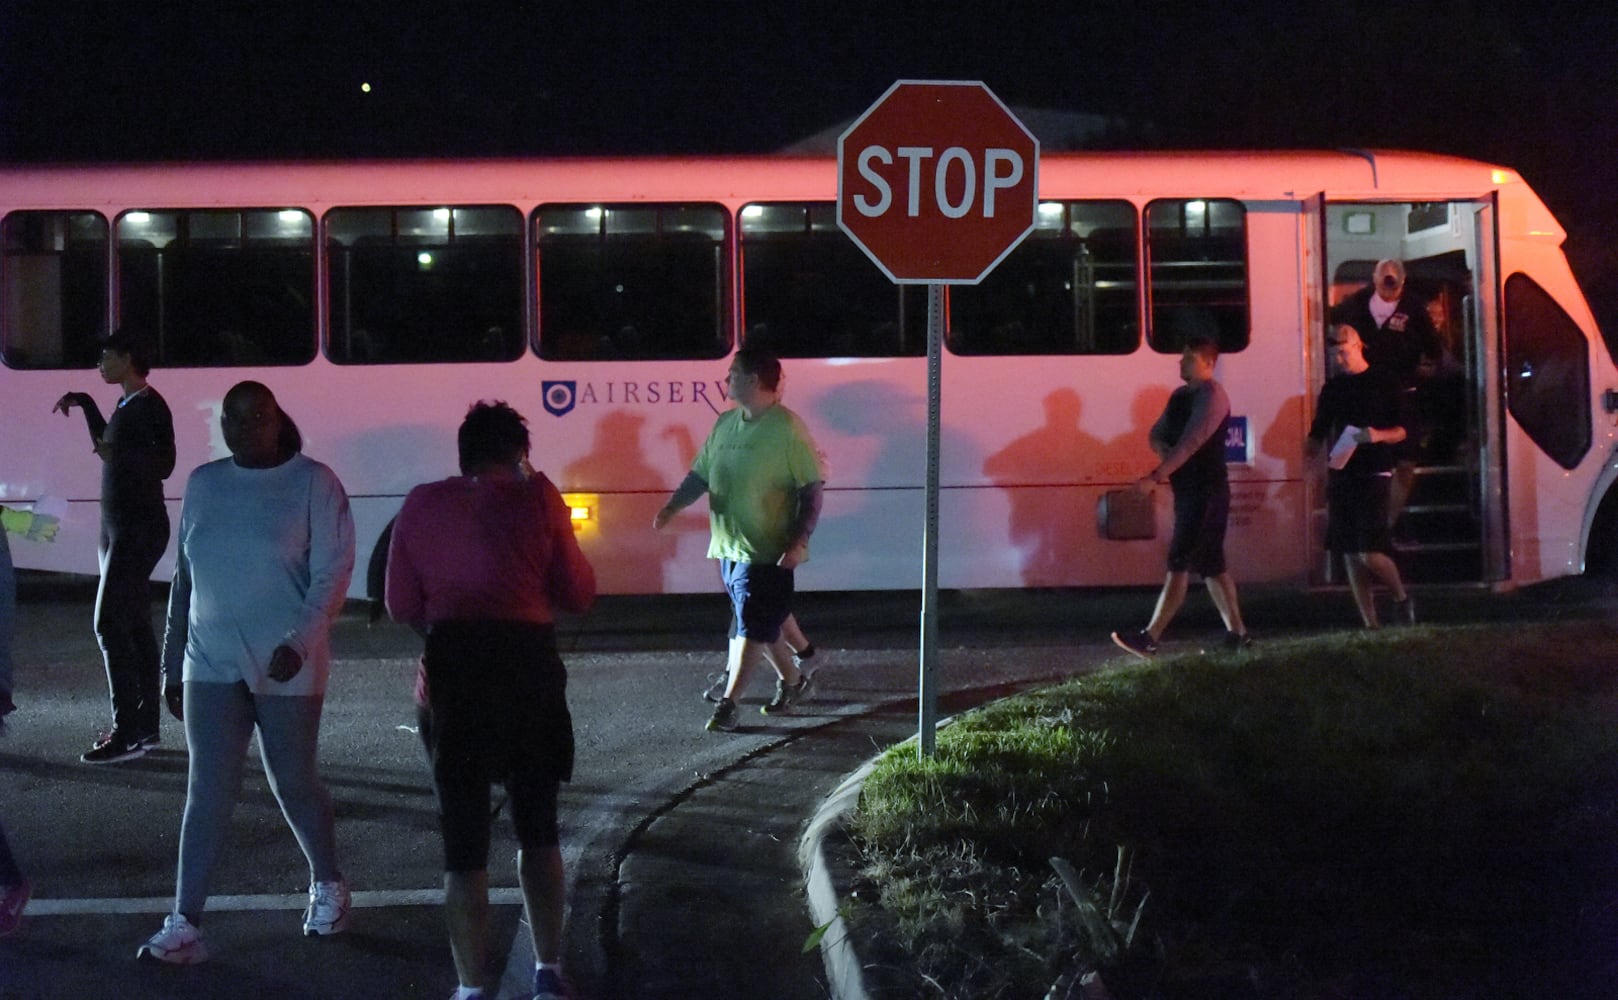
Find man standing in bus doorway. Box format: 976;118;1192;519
653;345;826;732
1329;258;1441;527
1111;335;1252;658
1307;325;1417;629
52;327;176;764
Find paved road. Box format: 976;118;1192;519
0;576;1607;999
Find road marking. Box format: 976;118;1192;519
25;887;525;916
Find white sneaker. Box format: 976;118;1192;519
136;912;209;964
303;878;351;936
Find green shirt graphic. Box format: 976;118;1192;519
691;403;824;563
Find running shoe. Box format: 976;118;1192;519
81;729;149;764
762;672;813;715
534;966;573;999
303;878;352;936
792;643;817;670
1221;630;1254;651
0;879;29;937
705;697;739;733
701;669;728;704
1110;629;1158;659
1396;595;1417;626
137;912;209;964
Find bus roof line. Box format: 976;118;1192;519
1337;149;1380;189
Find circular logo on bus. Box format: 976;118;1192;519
542;380;577;417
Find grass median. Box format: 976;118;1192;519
841;621;1618;999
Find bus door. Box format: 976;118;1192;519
1320;199;1503;585
1467;199;1508;581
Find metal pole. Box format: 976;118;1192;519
919;283;944;758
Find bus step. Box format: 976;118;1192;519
1393;540;1481;554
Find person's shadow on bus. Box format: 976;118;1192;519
563;411;677;594
1097;385;1174;485
808;379;935;589
981;388;1106;587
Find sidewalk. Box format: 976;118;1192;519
604;706;918;1000
600;669;1101;1000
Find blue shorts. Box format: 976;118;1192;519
720;559;794;643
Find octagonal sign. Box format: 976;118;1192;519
837;80;1039;285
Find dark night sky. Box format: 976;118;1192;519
3;1;1616;301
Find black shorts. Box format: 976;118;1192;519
720;559;793;643
422;620;573;872
1326;473;1393;555
1166;484;1229;577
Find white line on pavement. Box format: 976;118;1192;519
25;887;526;916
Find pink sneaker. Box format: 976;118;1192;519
0;878;30;937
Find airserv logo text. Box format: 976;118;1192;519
541;379;729;417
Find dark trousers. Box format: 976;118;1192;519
95;516;168;736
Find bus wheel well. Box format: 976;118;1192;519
1585;487;1618;577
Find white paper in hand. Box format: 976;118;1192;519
1328;426;1360;471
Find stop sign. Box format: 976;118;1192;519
837;80;1039;285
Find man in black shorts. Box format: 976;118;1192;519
1307;324;1415;629
1111;335;1251;657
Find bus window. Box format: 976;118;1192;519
2;210;108;369
117;209;315;367
738;202;925;358
535;203;729;362
948;200;1138;355
1505;273;1591;469
326;205;524;365
1145;198;1249;353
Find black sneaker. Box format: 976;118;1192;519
1110;629;1157;659
701;670;728;703
1396;595;1417;626
762;672;813;715
792;643;816;670
705;697;739;733
1222;630;1254;651
81;730;149;764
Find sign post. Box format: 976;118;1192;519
836;80;1038;756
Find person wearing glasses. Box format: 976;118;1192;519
654;345;826;733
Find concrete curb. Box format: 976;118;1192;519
799;753;882;1000
800;717;957;1000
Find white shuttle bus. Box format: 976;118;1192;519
2;151;1613;596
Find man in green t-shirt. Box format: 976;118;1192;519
654;346;825;732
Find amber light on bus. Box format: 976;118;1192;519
563;494;597;534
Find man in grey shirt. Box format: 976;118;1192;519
1111;335;1251;657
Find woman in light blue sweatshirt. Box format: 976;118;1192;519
137;380;356;965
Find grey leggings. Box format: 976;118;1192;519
176;681;340;919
